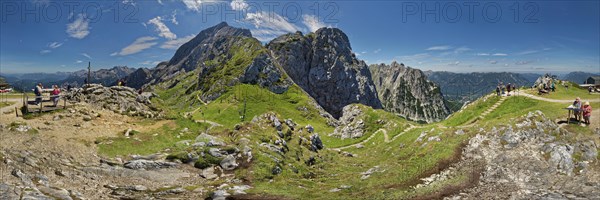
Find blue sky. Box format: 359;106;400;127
1;0;599;74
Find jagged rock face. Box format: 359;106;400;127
125;68;153;89
268;29;382;118
370;62;450;123
240;54;290;94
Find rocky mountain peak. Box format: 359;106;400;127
370;63;450;123
268;28;381;118
168;22;252;69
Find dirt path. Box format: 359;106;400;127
516;93;600;103
0;97;22;113
332;125;419;151
514;93;599;130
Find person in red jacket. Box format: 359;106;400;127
582;101;592;125
51;85;61;107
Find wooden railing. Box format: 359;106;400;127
22;93;67;114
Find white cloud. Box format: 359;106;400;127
113;36;158;56
157;0;163;5
160;35;195;49
147;16;177;40
182;0;220;12
426;45;452;51
373;49;381;54
40;50;51;54
140;60;161;65
48;42;63;49
489;60;498;64
76;60;83;63
448;61;460;66
81;53;92;59
170;10;178;25
67;14;90;39
302;14;326;32
492;53;508;56
517;50;538;55
244;11;302;42
230;0;248;11
476;53;490;56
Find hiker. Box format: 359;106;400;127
573;97;582;122
551;82;556;92
589;86;594;94
582;101;592;125
496;85;500;96
512;84;517;94
67;84;72;92
34;83;43;105
51;85;61;107
507;83;512;95
118;79;123;86
501;83;506;95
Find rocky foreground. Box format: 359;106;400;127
0;104;253;199
414;111;599;199
65;84;162;118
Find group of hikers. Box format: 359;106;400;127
496;82;517;96
572;97;593;125
33;83;61;107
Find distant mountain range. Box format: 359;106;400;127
424;71;535;107
1;66;136;91
561;71;600;84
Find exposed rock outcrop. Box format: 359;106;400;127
449;111;600;199
65;84;161;118
332;105;366;139
370;62;450;123
532;73;558;89
268;29;382;118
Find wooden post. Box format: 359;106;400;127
87;62;91;86
63;95;66;109
39;97;43;114
24;94;28;115
15;107;18;117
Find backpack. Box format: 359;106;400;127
34;86;41;95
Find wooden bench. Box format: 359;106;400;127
22;93;68;114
